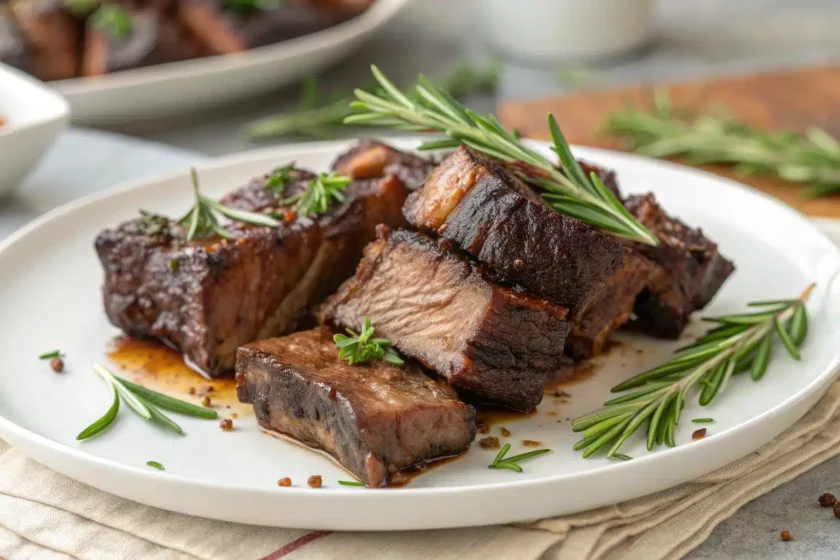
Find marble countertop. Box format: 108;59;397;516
9;0;840;557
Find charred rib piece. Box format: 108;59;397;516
96;172;410;377
236;329;475;488
177;0;352;55
82;8;199;77
331;139;436;190
566;249;654;359
12;0;81;81
626;193;735;338
324;226;570;411
403;146;624;318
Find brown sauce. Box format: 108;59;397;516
107;337;251;416
544;361;596;391
475;404;536;428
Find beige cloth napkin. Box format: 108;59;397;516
1;380;839;560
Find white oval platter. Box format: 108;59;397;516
50;0;409;126
0;138;838;531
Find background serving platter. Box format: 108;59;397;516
0;139;838;531
50;0;409;126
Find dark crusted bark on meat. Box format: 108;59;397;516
566;249;654;359
403;146;624;318
236;329;476;487
323;226;570;411
626;193;735;338
96;172;410;377
331;139;436;190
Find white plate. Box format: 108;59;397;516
52;0;409;126
0;64;69;197
0;139;839;531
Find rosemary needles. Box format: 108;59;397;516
77;364;218;441
572;285;814;459
604;90;840;197
489;443;551;472
346;66;657;244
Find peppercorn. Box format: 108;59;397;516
781;530;791;541
277;478;292;487
819;492;836;507
219;418;233;431
307;475;322;488
50;357;64;373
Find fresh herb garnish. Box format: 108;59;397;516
146;460;165;471
345;66;657;244
489;443;551;472
282;172;351;217
77;381;119;441
334;318;404;366
246;59;501;142
223;0;283;14
572;285;813;459
39;350;64;360
338;480;365;487
63;0;99;16
90;4;134;39
134;210;171;237
692;418;714;424
605;90;840;198
77;364;219;441
179;168;280;241
265;162;299;193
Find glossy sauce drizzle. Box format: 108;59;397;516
107;337;251;416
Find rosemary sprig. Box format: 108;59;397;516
488;443;551;472
333;318;404;366
77;364;218;440
179;168;280;240
265;162;300;193
604;90;840;197
572;285;814;459
245;59;501;141
90;4;134;39
281;172;351;217
345;66;657;244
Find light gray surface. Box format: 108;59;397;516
4;0;840;557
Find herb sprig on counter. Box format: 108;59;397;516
180;168;280;241
245;59;502;141
489;443;551;473
605;90;840;197
345;66;657;245
572;285;813;459
281;172;351;217
334;318;404;366
77;364;218;441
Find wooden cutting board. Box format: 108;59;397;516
497;66;840;218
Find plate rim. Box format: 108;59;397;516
1;138;839;528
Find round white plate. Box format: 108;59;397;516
51;0;409;126
0;139;839;531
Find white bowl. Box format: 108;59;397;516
0;63;70;197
